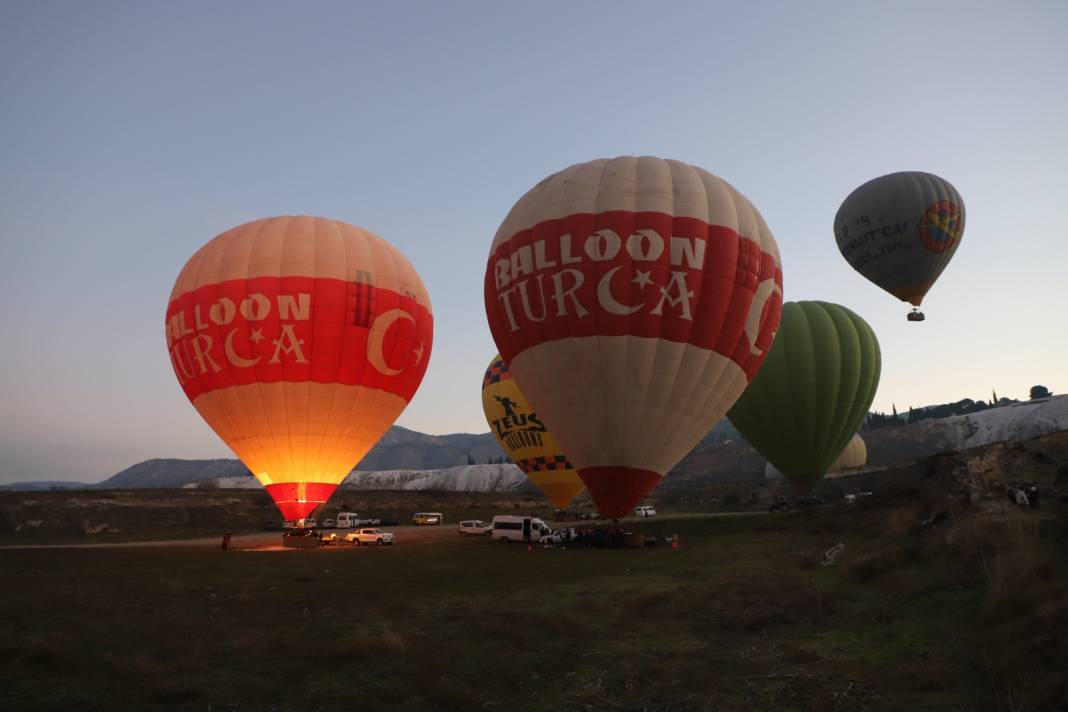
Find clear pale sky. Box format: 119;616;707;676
2;1;1066;484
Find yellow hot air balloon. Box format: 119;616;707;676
481;354;584;509
166;216;433;523
833;433;867;471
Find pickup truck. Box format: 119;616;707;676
344;528;395;546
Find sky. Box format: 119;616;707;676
1;0;1066;484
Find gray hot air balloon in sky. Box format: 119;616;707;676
834;172;964;321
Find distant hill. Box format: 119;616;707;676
0;430;509;492
186;464;539;495
4;395;1065;493
101;459;251;489
0;480;94;491
355;426;507;470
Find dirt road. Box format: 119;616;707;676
0;511;762;550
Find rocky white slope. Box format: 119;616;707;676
940;395;1068;449
342;463;529;492
183;463;532;493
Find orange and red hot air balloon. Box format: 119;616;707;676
166;216;432;522
484;156;783;519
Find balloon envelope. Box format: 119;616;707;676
764;433;866;480
166;216;433;521
833;432;867;470
729;301;879;493
481;354;584;508
484;156;783;518
834;171;964;307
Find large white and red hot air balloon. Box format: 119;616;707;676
166;216;432;522
484;156;783;518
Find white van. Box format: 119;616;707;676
490;515;552;543
336;512;359;528
633;505;657;518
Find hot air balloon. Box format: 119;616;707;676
166;216;433;523
484;156;783;518
834;171;964;321
729;301;879;493
764;432;866;480
833;432;867;470
481;354;584;509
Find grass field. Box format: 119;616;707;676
3;495;1067;711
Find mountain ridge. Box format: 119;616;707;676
3;395;1063;492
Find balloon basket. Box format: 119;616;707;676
281;528;321;549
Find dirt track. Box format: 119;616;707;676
0;511;762;550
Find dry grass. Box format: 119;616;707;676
681;570;837;636
3;500;1066;711
984;517;1057;607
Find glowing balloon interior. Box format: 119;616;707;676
485;156;783;518
166;216;433;522
481;354;584;509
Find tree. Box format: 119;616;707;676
1030;385;1052;400
466;452;475;465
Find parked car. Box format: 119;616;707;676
345;528;395;546
632;505;657;518
769;497;790;513
457;520;491;536
376;516;399;527
321;518;337;529
412;512;443;526
303;517;318;528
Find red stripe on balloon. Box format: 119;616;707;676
165;276;433;402
485;211;782;382
578;466;662;520
264;482;337;522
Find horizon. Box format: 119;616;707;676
9;391;1061;487
2;2;1066;484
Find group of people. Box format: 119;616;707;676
1006;485;1041;509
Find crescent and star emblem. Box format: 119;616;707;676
596;266;644;315
224;329;261;368
367;308;424;376
745;279;782;356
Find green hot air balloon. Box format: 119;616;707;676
728;301;880;493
